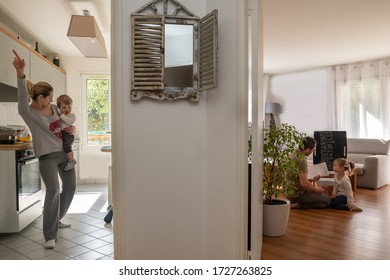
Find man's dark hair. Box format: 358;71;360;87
300;136;316;150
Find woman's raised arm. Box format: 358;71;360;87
12;50;26;78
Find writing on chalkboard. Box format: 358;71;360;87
313;131;347;170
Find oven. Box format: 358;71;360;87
15;149;41;212
0;147;42;232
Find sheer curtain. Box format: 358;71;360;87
330;59;390;139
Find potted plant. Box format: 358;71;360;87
262;123;305;236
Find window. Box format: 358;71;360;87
332;61;390;139
81;74;111;148
338;80;382;138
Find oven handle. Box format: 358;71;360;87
18;158;38;165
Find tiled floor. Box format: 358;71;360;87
0;184;114;260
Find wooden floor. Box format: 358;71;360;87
261;185;390;260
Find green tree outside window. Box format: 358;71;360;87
86;78;110;145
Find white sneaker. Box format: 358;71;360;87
59;221;71;228
44;239;56;249
64;159;77;171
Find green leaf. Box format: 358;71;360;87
263;123;306;204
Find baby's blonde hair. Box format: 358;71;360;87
56;94;73;107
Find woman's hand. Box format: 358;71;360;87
12;50;26;78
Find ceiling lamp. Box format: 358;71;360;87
67;10;107;58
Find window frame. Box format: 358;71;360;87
81;73;111;152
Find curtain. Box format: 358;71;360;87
330;59;390;139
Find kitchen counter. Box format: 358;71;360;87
0;142;33;151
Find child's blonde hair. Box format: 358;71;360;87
56;94;73;107
334;158;355;173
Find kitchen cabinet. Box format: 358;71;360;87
0;28;30;87
30;53;66;99
0;26;66;99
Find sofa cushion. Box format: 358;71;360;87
347;138;390;155
347;153;371;164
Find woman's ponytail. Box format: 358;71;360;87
26;80;53;101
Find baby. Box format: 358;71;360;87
57;94;77;171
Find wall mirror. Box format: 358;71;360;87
131;0;218;102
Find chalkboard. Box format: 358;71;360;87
313;131;347;170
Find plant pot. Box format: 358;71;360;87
263;198;290;237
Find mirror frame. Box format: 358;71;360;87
130;0;218;102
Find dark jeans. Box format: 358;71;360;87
331;195;349;210
62;131;74;154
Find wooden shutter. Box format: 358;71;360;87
131;15;165;91
199;9;218;91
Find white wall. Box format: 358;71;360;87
267;68;331;136
61;56;111;182
112;0;255;259
0;103;25;127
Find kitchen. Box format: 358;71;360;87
0;0;111;184
0;0;112;258
0;0;112;184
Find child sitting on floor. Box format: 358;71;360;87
330;158;362;211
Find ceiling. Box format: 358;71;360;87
1;0;390;74
262;0;390;74
0;0;110;57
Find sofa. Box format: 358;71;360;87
347;138;390;189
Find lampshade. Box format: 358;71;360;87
67;15;107;58
265;102;281;114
